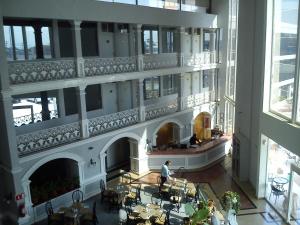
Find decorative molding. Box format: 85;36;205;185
89;108;139;136
143;53;178;70
84;56;137;76
145;99;178;120
14;110;58;127
17;122;81;157
182;91;215;109
8;58;76;84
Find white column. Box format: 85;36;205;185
71;21;85;77
135;24;144;71
96;22;103;57
78;161;85;192
0;93;20;169
76;86;89;139
52;20;61;58
57;89;65;117
200;28;204;52
177;26;185;67
191;28;196;54
160;76;164;97
177;73;186;111
131;80;138;108
100;152;107;175
210;31;216;63
158;26;163;53
113;23;118;57
138;78;145;121
22;180;33;218
0;16;10;89
128;24;135;57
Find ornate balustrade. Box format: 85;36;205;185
17;122;80;157
84;56;137;76
184;52;217;66
88;108;139;136
145;99;178;120
143;53;178;70
182;91;215;109
14;110;58;127
8;58;76;85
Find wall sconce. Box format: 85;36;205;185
90;158;96;166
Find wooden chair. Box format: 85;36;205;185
151;192;162;207
169;189;183;213
121;172;132;185
125;205;140;225
154;210;170;225
72;189;83;203
126;183;141;205
45;201;63;225
80;201;98;225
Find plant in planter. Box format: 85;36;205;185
185;201;210;225
221;191;240;225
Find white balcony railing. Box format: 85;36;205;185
88;108;139;136
184;51;217;66
14;110;58;127
84;56;137;76
145;99;178;120
8;58;76;85
182;91;215;110
143;53;178;70
17;122;81;157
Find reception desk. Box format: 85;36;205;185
147;136;231;170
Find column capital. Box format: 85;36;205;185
136;24;143;32
76;85;87;94
71;20;82;30
177;26;185;34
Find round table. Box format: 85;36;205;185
273;177;288;185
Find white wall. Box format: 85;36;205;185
115;33;130;57
99;32;114;58
117;81;132;111
101;83;118;114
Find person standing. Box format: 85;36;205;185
160;160;171;192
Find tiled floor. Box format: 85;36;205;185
37;155;300;225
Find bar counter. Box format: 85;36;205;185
147;136;231;170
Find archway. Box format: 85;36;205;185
29;158;79;206
155;122;180;149
194;112;212;140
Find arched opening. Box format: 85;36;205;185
155;122;180;149
194;112;212;141
29;158;79;206
105;137;134;180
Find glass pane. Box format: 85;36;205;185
164;0;180;10
225;101;235;135
203;32;210;51
270;0;299;118
202;70;214;91
152;30;159;54
166;31;174;53
25;26;36;60
3;26;14;60
13;26;25;60
42;27;52;59
143;30;151;54
290;172;300;221
138;0;164;8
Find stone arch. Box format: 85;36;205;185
152;119;184;147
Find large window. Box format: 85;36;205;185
201;69;216;92
142;27;159;54
144;77;160;99
269;0;299;119
4;25;52;60
163;74;178;95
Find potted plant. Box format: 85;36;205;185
221;191;240;225
184;201;210;225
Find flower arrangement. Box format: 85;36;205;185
221;191;240;214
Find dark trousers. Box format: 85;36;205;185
159;176;167;192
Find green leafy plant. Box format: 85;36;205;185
221;191;240;214
184;201;210;225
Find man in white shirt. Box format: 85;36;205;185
160;160;171;192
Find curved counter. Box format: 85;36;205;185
147;136;231;170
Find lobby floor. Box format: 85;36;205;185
37;155;299;225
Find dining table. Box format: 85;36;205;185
133;204;164;221
58;202;92;225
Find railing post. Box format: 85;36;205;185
76;85;89;139
71;20;85;78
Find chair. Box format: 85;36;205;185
151;192;162;207
269;184;285;204
108;192;122;211
72;189;83;203
186;182;196;202
154;210;170;225
45;201;63;225
100;179;110;203
122;172;132;185
126;184;141;205
81;201;98;225
169;188;183;213
125;205;140;225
